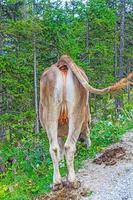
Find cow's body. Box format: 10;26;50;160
40;62;91;190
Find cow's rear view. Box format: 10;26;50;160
39;56;91;190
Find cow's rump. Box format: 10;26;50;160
40;63;90;139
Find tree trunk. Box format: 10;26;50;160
86;19;91;64
86;19;89;51
114;22;118;78
119;0;125;78
115;0;125;114
33;33;39;134
0;34;5;141
32;0;39;133
127;61;131;102
0;77;5;141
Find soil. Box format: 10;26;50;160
36;182;90;200
93;146;126;165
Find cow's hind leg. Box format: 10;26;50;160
64;117;83;189
78;127;91;149
45;112;63;191
58;137;64;161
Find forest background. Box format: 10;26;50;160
0;0;133;199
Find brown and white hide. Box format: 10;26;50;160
39;60;91;190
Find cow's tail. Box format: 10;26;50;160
57;55;133;95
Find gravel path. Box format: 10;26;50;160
77;131;133;200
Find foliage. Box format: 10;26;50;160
0;103;133;199
0;0;133;138
0;0;133;199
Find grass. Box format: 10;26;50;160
0;108;133;200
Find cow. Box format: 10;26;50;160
39;55;133;191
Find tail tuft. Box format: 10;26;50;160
109;72;133;93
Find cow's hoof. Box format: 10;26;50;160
68;180;81;189
52;182;63;191
62;180;68;187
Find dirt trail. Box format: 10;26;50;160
78;130;133;200
37;130;133;200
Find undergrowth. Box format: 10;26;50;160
0;108;133;200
